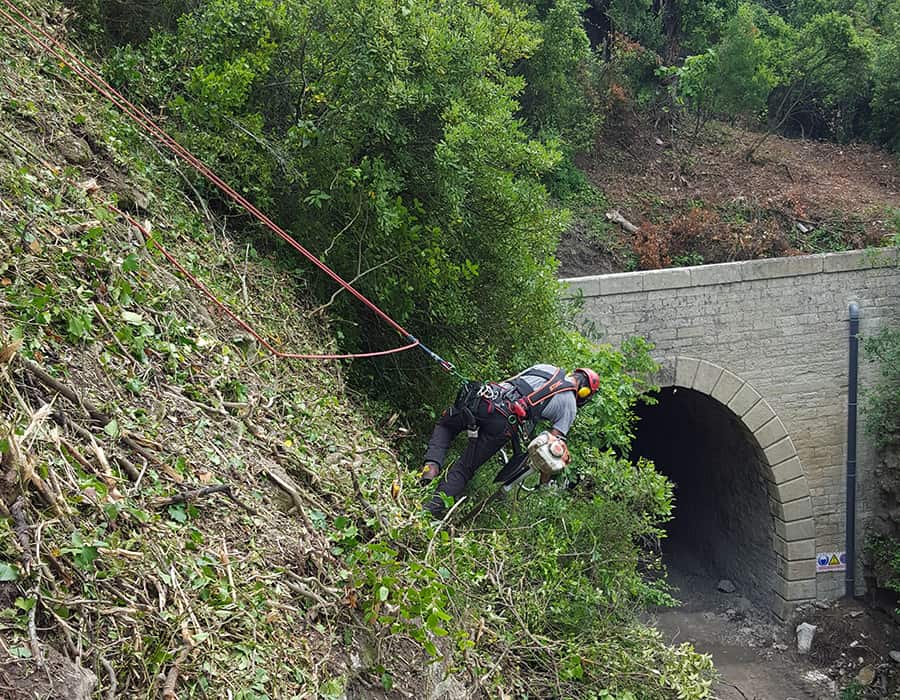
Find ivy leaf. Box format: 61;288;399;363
0;562;18;581
168;504;188;523
122;254;140;273
121;310;144;325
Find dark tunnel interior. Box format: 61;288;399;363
631;387;776;605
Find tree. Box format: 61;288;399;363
746;10;872;157
520;0;604;153
108;0;573;411
870;11;900;151
607;0;737;59
669;4;772;148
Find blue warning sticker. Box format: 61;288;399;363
816;551;846;572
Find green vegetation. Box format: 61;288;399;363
863;326;900;452
862;324;900;618
96;0;578;414
1;0;898;695
595;0;899;154
0;2;715;696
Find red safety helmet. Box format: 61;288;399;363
572;367;600;407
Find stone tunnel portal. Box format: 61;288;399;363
632;387;776;607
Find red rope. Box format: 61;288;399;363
112;207;421;360
0;0;422;361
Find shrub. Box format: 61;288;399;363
105;0;571;413
386;336;717;698
863;325;900;451
866;534;900;612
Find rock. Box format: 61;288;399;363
0;643;97;699
796;622;817;655
426;663;468;700
717;579;736;593
114;184;150;212
856;665;875;686
890;650;900;663
801;670;838;696
56;133;92;165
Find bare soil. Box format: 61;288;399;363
559;121;900;276
650;567;900;700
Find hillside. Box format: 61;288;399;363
0;14;433;698
0;4;716;699
558;119;900;277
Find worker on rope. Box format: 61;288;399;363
420;365;601;517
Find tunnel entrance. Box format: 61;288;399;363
632;387;776;607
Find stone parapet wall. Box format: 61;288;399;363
563;248;900;616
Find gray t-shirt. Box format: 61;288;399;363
498;364;577;436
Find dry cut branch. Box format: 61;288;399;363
21;358;109;425
605;209;641;234
152;484;257;516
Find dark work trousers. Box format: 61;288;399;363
423;401;512;514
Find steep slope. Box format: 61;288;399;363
0;14;433;699
0;5;718;700
558;119;900;276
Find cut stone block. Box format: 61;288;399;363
770;475;810;503
690;263;742;287
765;437;797;467
770;456;804;484
770;496;813;522
692;361;723;395
774;517;816;542
728;383;761;417
773;535;816;561
744;401;775;432
776;554;816;580
599;272;644;295
754;416;788;449
711;369;743;405
561;277;600;298
643;267;692;291
675;356;700;388
774;575;817;601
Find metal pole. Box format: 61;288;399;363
845;302;859;598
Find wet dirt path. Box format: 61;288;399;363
648;568;833;700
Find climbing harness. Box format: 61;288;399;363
0;0;462;371
498;367;578;425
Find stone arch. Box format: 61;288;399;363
653;356;817;619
